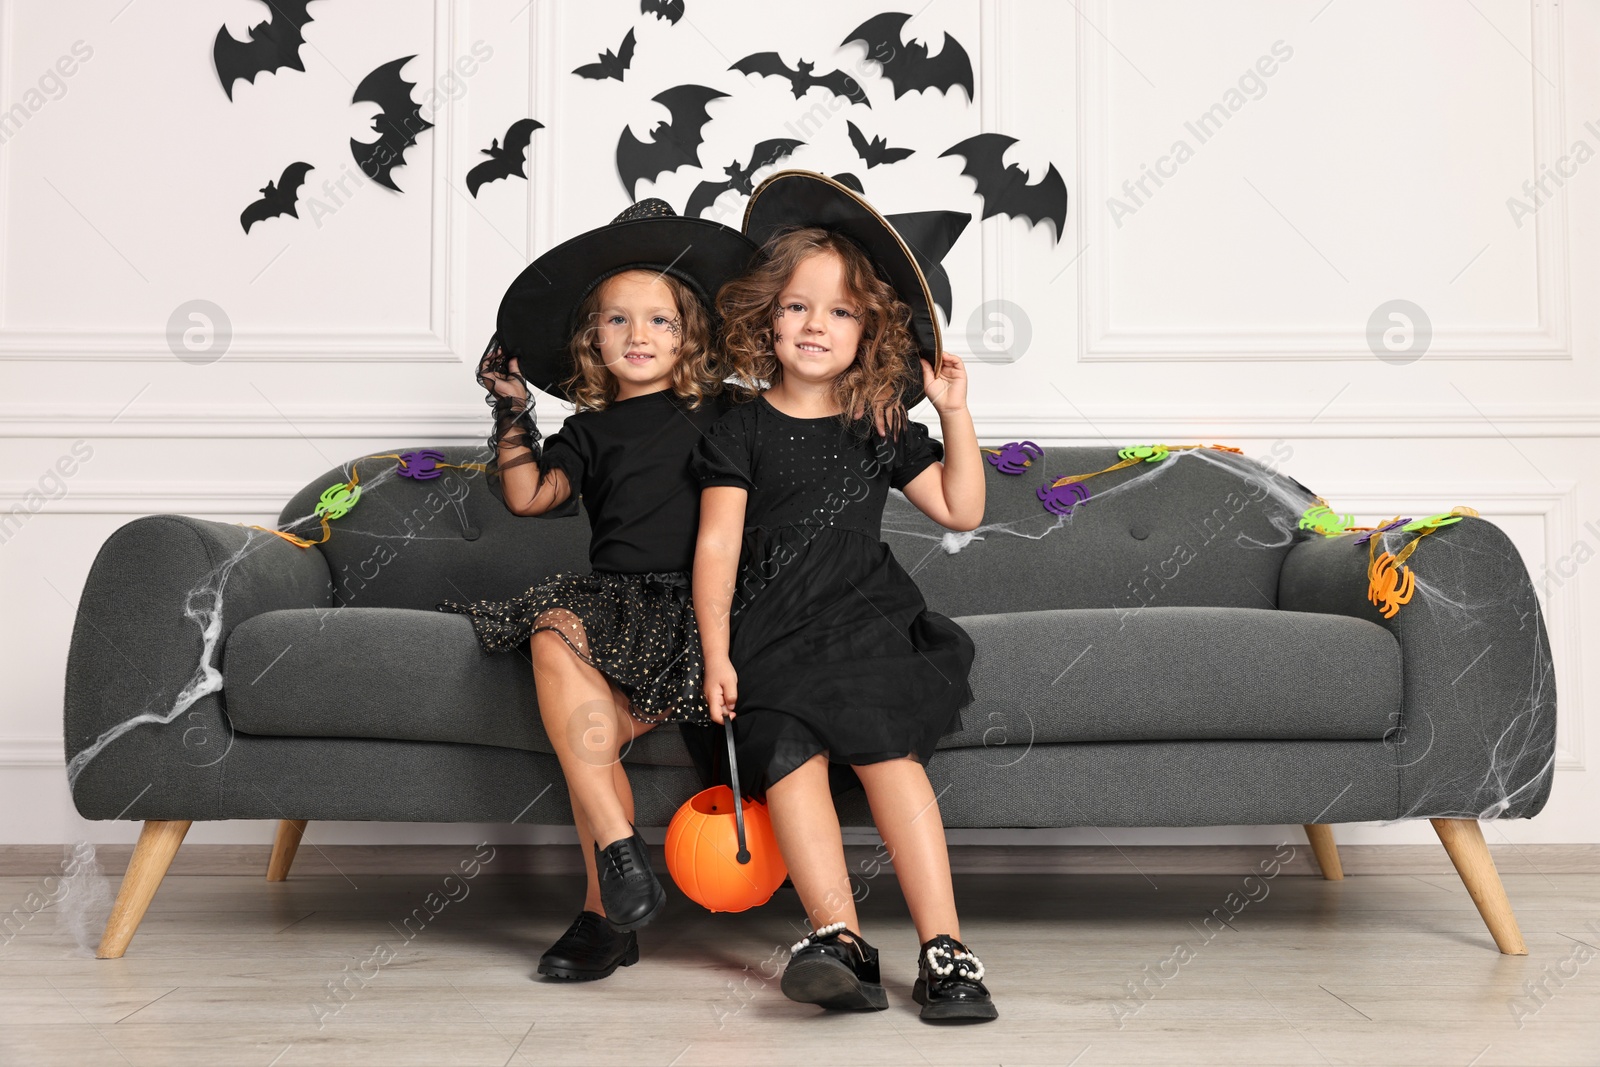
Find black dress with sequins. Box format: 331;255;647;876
688;395;975;800
437;389;723;725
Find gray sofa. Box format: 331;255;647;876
64;443;1556;957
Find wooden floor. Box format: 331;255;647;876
1;868;1597;1066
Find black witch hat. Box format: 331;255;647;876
496;198;758;399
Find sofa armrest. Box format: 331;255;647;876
64;516;333;820
1277;516;1556;820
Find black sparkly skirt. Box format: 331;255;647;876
436;570;710;725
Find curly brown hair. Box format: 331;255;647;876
561;269;721;412
717;227;917;431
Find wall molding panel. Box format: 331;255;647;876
1075;0;1572;362
0;0;470;363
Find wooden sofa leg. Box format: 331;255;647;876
1302;824;1344;880
1431;818;1528;955
266;819;308;882
97;819;191;959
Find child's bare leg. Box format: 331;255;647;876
570;691;643;914
766;753;859;932
852;757;960;942
770;754;890;1012
530;627;647;847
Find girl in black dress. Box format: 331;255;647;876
438;199;755;981
691;207;997;1022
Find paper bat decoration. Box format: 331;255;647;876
642;0;684;23
832;172;865;193
685;138;805;218
842;12;974;103
467;118;544;198
616;84;728;198
940;133;1067;241
240;161;313;233
847;120;914;168
213;0;318;100
730;53;868;108
574;28;635;82
349;56;433;192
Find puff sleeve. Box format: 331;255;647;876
690;408;757;491
888;419;944;491
540;429;584;492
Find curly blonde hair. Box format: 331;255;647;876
717;227;917;430
561;269;721;411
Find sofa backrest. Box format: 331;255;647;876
278;446;591;611
887;445;1317;618
277;443;1317;617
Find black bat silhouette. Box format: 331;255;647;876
574;28;635;82
842;12;974;103
214;0;318;101
467;119;544;198
685;138;805;219
730;53;868;109
616;84;728;198
240;161;313;233
642;0;684;23
349;56;433;192
940;133;1067;241
847;120;914;168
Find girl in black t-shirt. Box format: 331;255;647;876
438;200;755;981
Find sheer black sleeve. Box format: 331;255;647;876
475;334;541;482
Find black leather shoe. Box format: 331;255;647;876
537;911;640;981
913;934;998;1023
594;829;665;932
780;922;888;1011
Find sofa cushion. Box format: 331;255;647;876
221;608;698;767
223;604;1400;764
942;606;1401;748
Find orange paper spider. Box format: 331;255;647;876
1367;545;1415;619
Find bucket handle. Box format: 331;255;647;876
724;717;751;864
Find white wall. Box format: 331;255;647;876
1;0;1595;849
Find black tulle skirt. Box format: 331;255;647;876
436;570;711;725
714;525;974;800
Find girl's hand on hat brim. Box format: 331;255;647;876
923;352;968;413
479;349;531;403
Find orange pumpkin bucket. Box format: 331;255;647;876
664;720;788;913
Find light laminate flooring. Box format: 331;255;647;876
1;868;1597;1066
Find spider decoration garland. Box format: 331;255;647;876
251;453;488;549
1348;508;1477;617
981;442;1243;520
975;441;1482;622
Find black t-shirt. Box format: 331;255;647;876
541;389;728;573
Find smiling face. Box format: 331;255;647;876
771;251;864;389
589;270;684;397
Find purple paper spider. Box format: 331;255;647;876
1038;480;1091;517
398;449;447;480
987;441;1043;476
